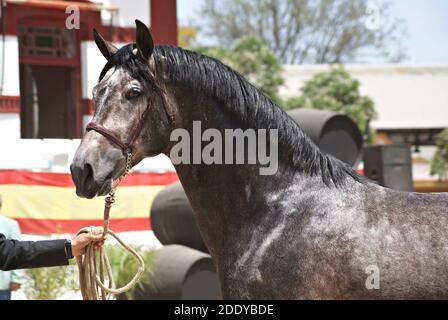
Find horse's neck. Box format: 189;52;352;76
168;86;296;254
174;161;293;257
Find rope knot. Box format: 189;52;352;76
105;195;115;207
89;226;104;236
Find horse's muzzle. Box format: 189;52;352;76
70;158;112;199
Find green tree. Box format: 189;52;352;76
431;129;448;181
195;37;284;104
178;26;198;48
286;67;376;134
201;0;406;64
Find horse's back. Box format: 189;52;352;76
333;185;448;299
237;182;448;299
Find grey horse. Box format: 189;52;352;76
71;20;448;299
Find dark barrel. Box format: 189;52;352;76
134;245;222;300
151;181;208;252
287;109;362;167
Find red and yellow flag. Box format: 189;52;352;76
0;170;178;234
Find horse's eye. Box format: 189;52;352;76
128;88;141;99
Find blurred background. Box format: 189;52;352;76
0;0;447;299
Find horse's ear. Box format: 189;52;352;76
93;28;118;60
135;19;154;62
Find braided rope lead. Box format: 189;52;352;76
76;153;145;300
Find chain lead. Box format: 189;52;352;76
104;152;133;210
124;152;133;176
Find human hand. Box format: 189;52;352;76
10;282;21;291
71;231;105;257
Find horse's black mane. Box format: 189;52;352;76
100;43;363;187
99;44;153;83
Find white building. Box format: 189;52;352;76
0;0;177;172
281;64;448;189
0;0;176;141
281;64;448;132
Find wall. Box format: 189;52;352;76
0;36;20;96
80;41;127;100
281;64;448;130
0;113;20;139
97;0;150;27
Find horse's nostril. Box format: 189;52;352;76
83;163;94;186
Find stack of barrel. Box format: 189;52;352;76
135;109;362;300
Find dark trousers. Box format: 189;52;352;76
0;290;11;300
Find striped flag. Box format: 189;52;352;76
0;170;178;234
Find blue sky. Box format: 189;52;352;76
177;0;448;64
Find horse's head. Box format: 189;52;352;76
71;20;172;199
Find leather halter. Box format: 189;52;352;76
86;70;176;156
86;97;153;155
